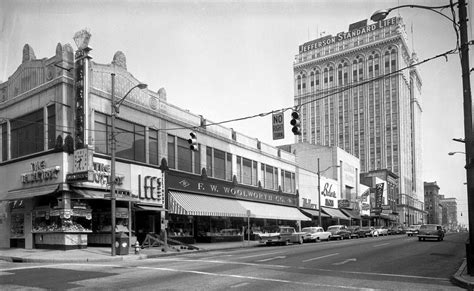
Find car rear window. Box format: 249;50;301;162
420;225;437;230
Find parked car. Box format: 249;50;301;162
327;225;351;240
347;226;363;238
418;224;445;241
301;226;331;242
359;226;378;237
406;225;422;236
375;226;389;236
258;226;304;246
388;225;404;235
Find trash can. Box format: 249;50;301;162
115;232;129;255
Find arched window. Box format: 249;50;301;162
297;75;302;91
310;71;315;88
315;70;320;86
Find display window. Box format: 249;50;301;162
32;207;92;233
10;213;25;238
168;214;193;237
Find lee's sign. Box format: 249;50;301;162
131;165;164;206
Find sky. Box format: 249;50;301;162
1;0;471;226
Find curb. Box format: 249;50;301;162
0;243;259;264
451;259;474;290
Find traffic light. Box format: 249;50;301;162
188;132;198;151
290;111;301;135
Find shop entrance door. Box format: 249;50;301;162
135;212;160;244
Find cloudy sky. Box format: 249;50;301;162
1;0;471;225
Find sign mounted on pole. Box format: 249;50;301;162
272;112;285;140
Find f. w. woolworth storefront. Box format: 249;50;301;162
165;170;310;244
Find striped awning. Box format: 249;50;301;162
322;207;349;220
300;208;330;219
341;208;361;220
239;200;311;221
168;191;248;217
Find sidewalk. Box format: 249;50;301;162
452;259;474;290
0;240;261;263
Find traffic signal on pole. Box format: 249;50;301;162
290;111;301;135
188;132;198;151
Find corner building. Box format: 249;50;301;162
0;33;310;250
293;17;423;203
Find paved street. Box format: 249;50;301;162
0;232;467;290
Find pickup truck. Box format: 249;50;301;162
258;226;304;246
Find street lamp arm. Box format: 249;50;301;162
371;3;458;26
318;165;340;174
448;151;466;155
115;83;148;111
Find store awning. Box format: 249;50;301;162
0;184;60;201
239;200;311;221
341;208;361;220
300;208;330;218
168;191;248;217
321;207;349;220
135;203;166;212
72;188;135;201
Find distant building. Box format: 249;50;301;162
424;181;442;224
439;195;458;230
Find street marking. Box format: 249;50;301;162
333;258;357;265
373;243;390;247
302;253;339;262
237;251;285;259
231;282;250;288
136;266;376;290
257;255;286;262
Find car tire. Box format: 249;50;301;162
316;237;320;243
418;237;421;241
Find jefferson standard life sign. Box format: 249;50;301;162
272;112;284;140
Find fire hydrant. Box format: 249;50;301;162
134;241;140;255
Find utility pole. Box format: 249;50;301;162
458;0;474;275
318;158;322;227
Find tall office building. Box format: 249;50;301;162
293;17;423;199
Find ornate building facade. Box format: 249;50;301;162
293;17;423;203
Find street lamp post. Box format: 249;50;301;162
317;157;341;227
110;73;147;256
371;0;474;274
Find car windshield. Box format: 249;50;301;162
420;225;437;230
302;228;316;233
327;226;339;231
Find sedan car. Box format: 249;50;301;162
327;225;351;240
258;226;305;246
301;226;331;242
418;224;445;241
359;226;378;237
375;226;389;236
347;226;363;238
406;225;422;237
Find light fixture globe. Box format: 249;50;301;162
371;9;390;22
73;29;92;50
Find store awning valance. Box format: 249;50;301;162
0;184;60;201
168;191;248;217
300;208;330;218
341;208;361;220
239;200;311;221
135;203;166;212
72;188;135;201
321;207;349;220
